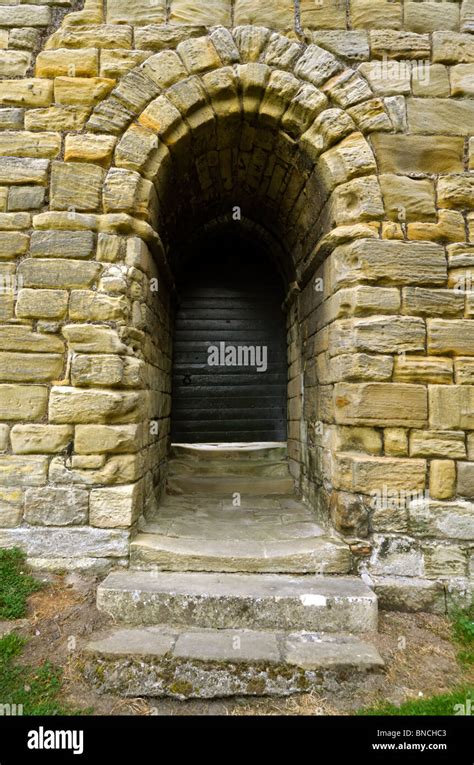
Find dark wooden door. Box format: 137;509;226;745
171;244;287;443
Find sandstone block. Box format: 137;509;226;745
433;31;474;63
0;326;63;353
429;386;474;429
62;325;128;355
64;134;116;166
8;186;45;211
49;386;144;424
401;288;464;318
430;459;456;500
50;162;105;212
31;230;95;259
428;320;474;356
335;425;383;455
11;424;72;455
334;454;426;493
423;544;468;578
455;358;474;385
26;107;90;132
335;383;428;427
69;291;129;322
393;356;453;385
407;98;474;135
0;79;53;108
438;175;474;210
75;424;141;454
329;239;447;289
380;174;436;222
384;428;408;457
458;462;474;499
0;158;49;185
24;486;88;526
0;232;29;259
301;0;347;29
370;134;464;174
18;259;101;289
350;0;402;30
0;352;63;383
71;354;143;388
36;48;99;78
0;424;8;452
89;483;142;528
405;2;459;33
409;497;474;540
0;487;23;528
0;385;48;421
329;353;393;382
410;430;466;459
329;317;425;355
234;0;294;29
54;77;115;107
0;131;60;159
107;0;166;24
0;526;129;558
0;455;47;486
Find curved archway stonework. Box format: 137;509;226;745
0;0;473;610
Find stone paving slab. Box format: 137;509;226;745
83;625;384;698
97;571;377;632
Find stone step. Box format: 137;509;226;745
167;474;295;495
97;572;377;633
82;625;384;699
130;533;352;574
168;458;290;478
170;443;287;462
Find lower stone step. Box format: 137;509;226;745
130;533;352;574
167;474;295;495
97;571;378;633
82;625;384;699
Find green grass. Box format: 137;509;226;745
0;547;43;620
451;601;474;666
357;688;473;716
0;633;88;715
358;600;474;716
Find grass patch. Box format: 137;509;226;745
358;688;473;716
0;633;88;715
0;548;42;620
451;602;474;667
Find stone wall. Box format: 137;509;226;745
0;0;473;608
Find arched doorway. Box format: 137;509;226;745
171;227;288;443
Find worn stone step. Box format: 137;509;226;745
82;625;384;699
97;572;377;633
167;474;295;495
170;443;287;462
168;458;290;478
130;533;352;574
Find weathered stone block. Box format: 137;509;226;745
0;455;47;487
423;544;468;578
329;317;425;355
234;0;294;30
62;325;128;355
428;320;474;356
335;383;428;427
384;428;408;457
90;483;142;528
0;131;60;159
430;459;456;500
11;424;72;455
8;186;45;211
49;454;139;486
438;175;474;210
71;355;143;388
54;77;115;107
405;2;459;33
30;230;95;259
75;424;141;454
0;487;23;528
69;291;129;322
0;79;53;108
334;454;426;493
380;174;436;222
50;162;105;212
36;48;99;78
370;134;465;174
301;0;347;29
26;107;90;133
24;487;88;527
0;158;49;185
433;31;474;63
64;134;117;166
455;358;474;385
0;352;63;383
0;232;29;259
0;526;129;558
393;356;453;385
350;0;402;30
0;425;8;453
329;353;393;382
0;385;48;421
401;288;464;318
107;0;166;24
407;98;474;135
409;498;474;540
429;386;474;429
458;462;474;499
410;430;466;459
49;386;144;424
329;239;447;289
0;326;63;353
18;259;101;289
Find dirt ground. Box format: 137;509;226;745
9;571;473;716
